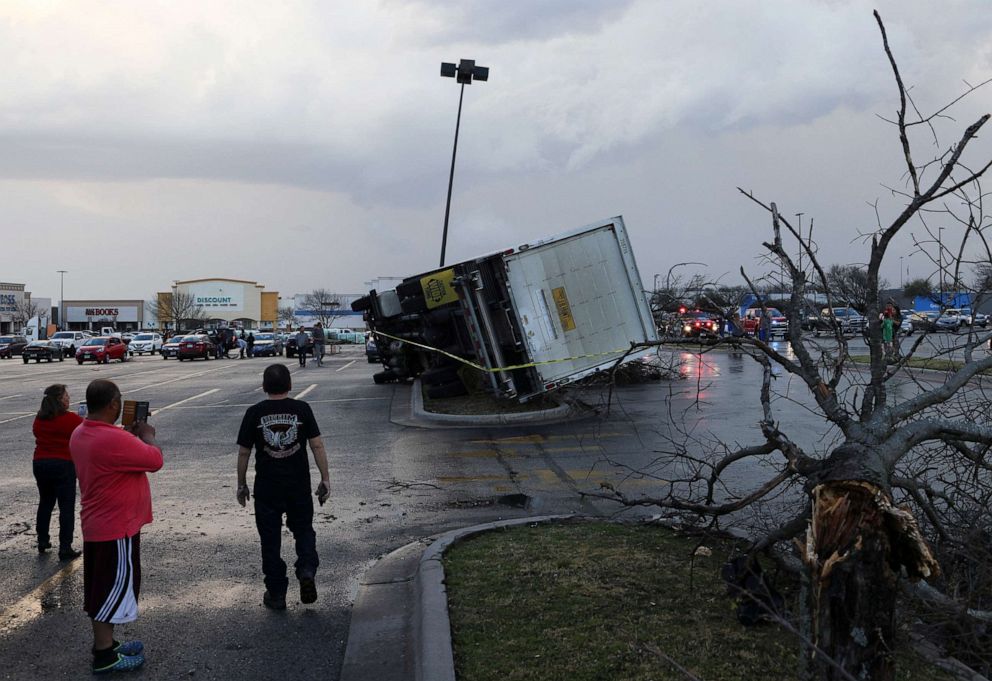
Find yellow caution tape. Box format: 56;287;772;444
371;330;634;373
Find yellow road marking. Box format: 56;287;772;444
0;559;82;636
467;432;624;445
436;474;514;483
538;445;607;453
444;449;515;458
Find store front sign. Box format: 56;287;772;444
188;283;245;312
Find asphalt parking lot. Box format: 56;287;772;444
0;335;982;679
1;346;751;680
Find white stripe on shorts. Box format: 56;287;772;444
95;537;138;624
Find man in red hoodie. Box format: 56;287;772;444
70;379;163;675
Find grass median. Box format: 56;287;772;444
443;522;954;681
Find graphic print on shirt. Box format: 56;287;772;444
259;414;301;459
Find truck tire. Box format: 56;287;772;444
395;280;423;298
372;371;392;384
426;379;468;399
399;296;428;315
421;365;459;386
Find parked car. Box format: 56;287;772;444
129;333;163;355
365;335;380;363
936;310;963;332
50;331;91;356
160;337;182;359
329;329;366;344
812;307;866;337
0;335;29;359
286;331;313;358
742;308;788;338
177;334;220;361
22;340;65;363
909;311;939;333
251;332;284;357
676;311;721;338
973;310;989;328
76;336;129;364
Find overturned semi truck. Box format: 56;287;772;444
352;216;659;402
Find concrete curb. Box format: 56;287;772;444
339;515;575;681
410;379;587;427
414;515;576;681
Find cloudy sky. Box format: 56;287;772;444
2;0;991;303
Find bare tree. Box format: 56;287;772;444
278;305;296;330
903;277;933;299
826;264;889;312
302;289;341;328
598;12;992;680
13;298;42;328
145;292;206;332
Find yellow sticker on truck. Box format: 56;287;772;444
551;286;576;332
421;269;460;309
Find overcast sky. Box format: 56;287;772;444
2;0;990;303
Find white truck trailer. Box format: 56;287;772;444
353;216;657;401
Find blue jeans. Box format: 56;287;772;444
33;458;77;550
253;481;318;596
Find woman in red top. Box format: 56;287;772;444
32;384;84;559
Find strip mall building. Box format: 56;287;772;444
156;278;278;331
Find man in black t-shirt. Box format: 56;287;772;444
236;364;330;609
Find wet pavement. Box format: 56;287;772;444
0;338;980;679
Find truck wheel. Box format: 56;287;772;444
22;357;28;364
77;360;83;365
372;371;391;384
426;379;468;399
421;365;459;385
58;354;63;362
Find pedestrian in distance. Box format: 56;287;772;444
758;310;770;342
70;379;163;674
32;384;84;560
236;364;330;610
294;327;308;368
237;336;247;359
882;311;895;359
247;332;255;359
312;322;326;367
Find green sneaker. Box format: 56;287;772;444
93;652;144;674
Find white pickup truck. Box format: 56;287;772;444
50;331;92;356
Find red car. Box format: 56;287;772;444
76;336;129;364
177;334;219;361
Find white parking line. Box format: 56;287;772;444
0;394;24;401
296;384;318;400
0;413;33;425
150;388;221;416
335;360;355;372
123;364;237;394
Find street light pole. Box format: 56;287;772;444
56;270;67;330
899;256;904;288
438;59;489;268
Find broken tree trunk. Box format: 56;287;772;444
802;448;940;680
